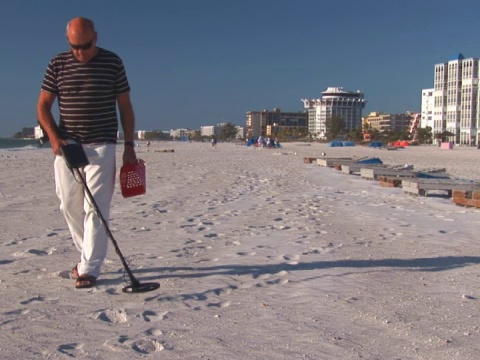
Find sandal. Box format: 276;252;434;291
75;275;96;289
71;265;79;280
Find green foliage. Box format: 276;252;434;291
274;127;309;141
219;123;239;141
416;127;433;144
325;115;344;140
143;131;171;140
348;127;364;142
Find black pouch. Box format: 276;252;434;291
60;143;90;169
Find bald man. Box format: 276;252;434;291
37;17;137;289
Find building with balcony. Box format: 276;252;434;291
421;88;434;130
428;53;479;145
364;112;413;133
302;87;366;139
245;108;307;138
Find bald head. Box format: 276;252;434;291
66;17;96;42
66;17;98;62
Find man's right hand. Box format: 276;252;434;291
51;137;68;156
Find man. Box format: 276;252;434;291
37;17;137;289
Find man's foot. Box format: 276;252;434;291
71;265;79;280
75;275;96;289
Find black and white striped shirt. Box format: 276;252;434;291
41;48;130;144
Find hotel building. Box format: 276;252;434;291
428;53;479;145
301;87;367;139
363;112;414;133
420;88;434;130
245;108;307;138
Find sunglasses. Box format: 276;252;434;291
69;39;94;50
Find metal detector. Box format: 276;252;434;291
60;143;160;293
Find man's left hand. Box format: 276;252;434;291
123;146;137;165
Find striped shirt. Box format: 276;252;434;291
40;48;130;144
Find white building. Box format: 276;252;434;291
170;128;190;140
200;126;215;137
137;130;146;140
420;88;434;129
302;87;367;138
34;125;44;139
431;53;479;145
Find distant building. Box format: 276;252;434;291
428;53;479;145
409;112;421;141
21;127;35;138
245;108;307;138
201;123;244;140
420;88;434;129
364;112;413;133
302;87;366;139
34;125;44;139
137;130;146;140
235;125;245;139
170;128;195;140
200;126;215;137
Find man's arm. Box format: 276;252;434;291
37;91;65;155
117;92;137;164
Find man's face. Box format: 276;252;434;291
67;30;97;63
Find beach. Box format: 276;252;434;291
1;142;480;359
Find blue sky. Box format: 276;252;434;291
1;0;479;137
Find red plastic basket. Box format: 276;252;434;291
120;161;146;198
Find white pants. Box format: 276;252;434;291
54;143;116;278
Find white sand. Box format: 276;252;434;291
1;142;480;359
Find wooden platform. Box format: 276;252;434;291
402;178;479;197
316;157;353;167
452;189;480;207
379;176;404;188
360;167;417;180
342;163;401;175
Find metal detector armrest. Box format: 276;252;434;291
61;143;90;169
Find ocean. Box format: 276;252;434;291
0;138;50;150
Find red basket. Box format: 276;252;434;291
120;161;146;198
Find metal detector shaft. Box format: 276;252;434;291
73;168;140;287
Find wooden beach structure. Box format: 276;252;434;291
402;178;479;197
304;155;480;207
452;188;480;208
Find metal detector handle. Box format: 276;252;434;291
60;143;90;169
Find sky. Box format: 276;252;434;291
1;0;479;137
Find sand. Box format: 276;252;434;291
1;142;480;359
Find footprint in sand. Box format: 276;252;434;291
58;342;85;357
95;309;128;323
131;338;165;354
203;233;218;238
251;269;290;287
142;310;169;322
207;300;231;308
20;295;45;305
282;254;300;265
145;328;164;336
266;278;289;285
3;308;30;316
236;251;256;256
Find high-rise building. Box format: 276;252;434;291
363;112;413;133
429;53;479;145
245;108;307;138
420;88;434;130
302;87;367;139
